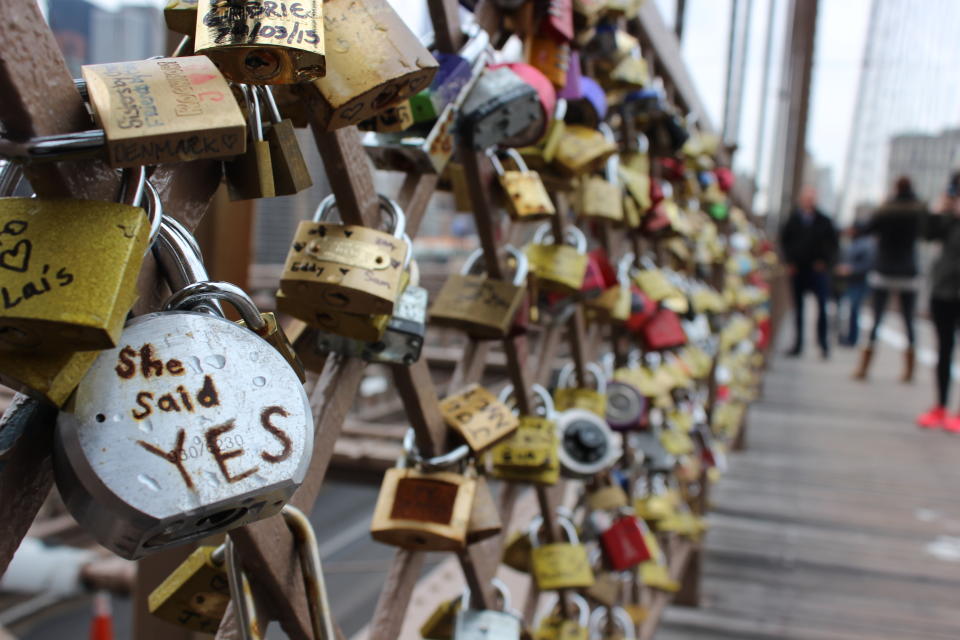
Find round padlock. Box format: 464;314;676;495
556;408;621;479
605;381;648;431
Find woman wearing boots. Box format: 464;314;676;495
853;177;926;382
917;176;960;430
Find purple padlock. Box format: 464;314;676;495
558;50;583;100
605;380;649;431
564;76;607;128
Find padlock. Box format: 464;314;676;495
164;0;197;36
224;540;263;640
237;310;306;383
535;592;589;640
225;84;275;201
409;50;476;124
421;596;462;640
605;380;647;431
490;384;560;486
54;226;313;559
607;56;649;91
468;474;503;543
440;383;519;453
502;528;534;573
575;126;624;223
455;579;522;640
586;482;629;512
554;124;617;176
148;544;229;633
257;86;312;197
585;570;623;608
556;407;621;479
525;224;589;295
194;0;324;85
294;0;437;130
487;148;556;221
366;100;415;133
554;362;608;416
370;431;476;551
429;246;528;339
597;512;651;571
529;514;595;590
460;65;544;150
78;56;247;168
280;193;409;319
640;307;688;351
526;32;571;88
563;78;607;129
587;606;635;640
558;50;584;100
0;169;161;406
363;26;490;174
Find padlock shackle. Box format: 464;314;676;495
569;593;589;627
588;606;635;640
153;218;223;316
460;576;512;612
281;505;336;640
485;147;530;176
0;161;23;197
0;129;106;164
531;223;587;254
312;193;407;240
241;84;265;143
401;428;470;470
527;511;580;547
141;178;164;255
257;85;283;126
164;281;266;333
497;383;555;419
225;539;265;640
460;245;528;286
557;361;608;394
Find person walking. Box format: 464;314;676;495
917;174;960;430
853;177;926;381
836;221;875;347
780;186;839;359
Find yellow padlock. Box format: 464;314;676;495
553;361;608;416
487;148;556;221
525;223;589;295
148;545;228;633
529;514;595;590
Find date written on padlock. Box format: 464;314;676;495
82;56;246;167
440;384;519;453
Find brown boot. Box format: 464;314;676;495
901;348;915;383
853;347;873;380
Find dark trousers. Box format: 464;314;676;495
931;297;960;407
842;280;869;345
791;268;830;352
867;288;917;346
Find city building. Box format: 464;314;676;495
887;128;960;204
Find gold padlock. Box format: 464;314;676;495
429;246;528;339
467;474;502;543
276;290;394;342
587;483;629;512
487;148;556;221
526;31;570;88
225;84;275;201
440;384;519;453
529;514;595;590
148;544;229;633
575;125;623;224
554;124;617;175
420;596;461;640
536;593;590;640
554;361;608;416
164;0;197;36
490;384;560;485
294;0;438;130
525;224;589;295
258;86;312;197
194;0;325;84
370;432;476;552
81;56;246;168
280;193;410;319
237;310;306;383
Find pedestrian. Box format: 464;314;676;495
835;221;874;347
917;173;960;430
853;176;926;381
780;185;839;359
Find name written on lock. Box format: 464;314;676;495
200;1;321;46
113;342;294;490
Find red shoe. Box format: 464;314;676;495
917;406;947;429
944;414;960;433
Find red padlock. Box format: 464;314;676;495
640;307;687;350
600;514;652;571
625;287;655;334
649;177;665;207
715;166;735;192
581;248;616;300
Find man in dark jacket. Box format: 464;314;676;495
780;186;839;358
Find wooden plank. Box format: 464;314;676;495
310;127;380;227
392;359;448;458
427;0;463;53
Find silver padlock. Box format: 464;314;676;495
459;65;544;150
455;578;522;640
629;410;675;473
588;605;635;640
54;219;313;560
556;406;621;479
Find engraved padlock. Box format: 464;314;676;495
439;383;519;453
556;406;621;479
54;222;313;559
487;148;556;221
429;245;528;339
490;384;560;486
455;579;522;640
194;0;325;85
0;168;161;406
575;124;624;223
525;224;589;296
554;124;617;176
370;430;475;551
148;544;229;633
225;84;275;201
279;193;409;321
554;362;608;416
258;85;312;196
80;56;247;167
294;0;437;130
528;513;595;590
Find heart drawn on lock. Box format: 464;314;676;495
221;134;240;150
187;73;216;85
0;239;31;273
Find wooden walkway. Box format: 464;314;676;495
659;332;960;640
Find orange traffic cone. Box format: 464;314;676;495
89;591;113;640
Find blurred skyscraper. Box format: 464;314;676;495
887;129;960;205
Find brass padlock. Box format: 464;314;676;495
370;431;476;552
525;224;589;295
80;56;246;167
487;148;556;221
0;168;160;406
148;544;229;633
467;474;502;543
554;362;608;416
529;514;595;590
588;606;636;640
575;125;623;224
440;384;519;453
489;384;560;486
164;0;197;36
295;0;437;130
554;124;617;175
421;596;462;640
236;310;306;383
280;193;409;319
194;0;325;84
429;246;528;339
535;593;590;640
225;84;275;201
258;86;312;197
